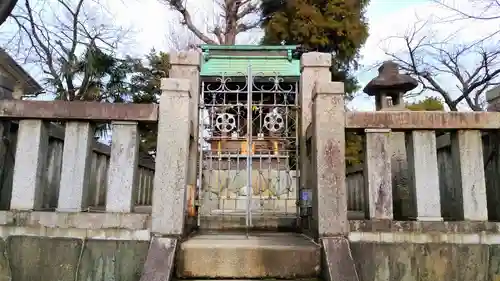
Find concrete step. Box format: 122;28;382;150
176;232;321;279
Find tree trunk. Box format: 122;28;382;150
0;0;17;27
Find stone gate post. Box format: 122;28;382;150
312;81;358;281
152;78;191;235
312;81;347;237
169;52;201;189
299;53;331;194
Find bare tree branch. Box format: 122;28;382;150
162;0;260;45
4;0;130;101
433;0;500;20
381;19;500;111
165;23;203;51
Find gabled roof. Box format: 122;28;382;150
0;48;42;95
199;44;301;78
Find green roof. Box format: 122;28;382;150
200;45;301;77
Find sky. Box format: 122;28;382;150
106;0;499;111
352;0;500;111
2;0;500;110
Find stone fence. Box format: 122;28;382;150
344;131;500;221
305;80;500;236
0;121;155;211
0;77;193;237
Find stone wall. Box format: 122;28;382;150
0;211;151;281
350;242;498;281
348;221;500;281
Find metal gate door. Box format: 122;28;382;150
197;65;299;229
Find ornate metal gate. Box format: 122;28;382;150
197;65;300;228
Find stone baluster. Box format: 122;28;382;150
406;130;442;221
364;128;393;220
105;121;140;212
11;120;49;210
312;81;347;237
57;122;94;212
152;78;191;235
451;130;488;220
300;52;331;191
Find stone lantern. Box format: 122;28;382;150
363;61;418;110
362;60;419;220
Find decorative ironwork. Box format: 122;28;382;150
215;113;236;133
264;111;285;133
197;67;300;228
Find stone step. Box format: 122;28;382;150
176;232;321;279
173;278;322;281
197;212;364;231
199;214;297;231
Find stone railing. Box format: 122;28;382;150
0;77;193;236
355;113;500;222
45;123;156;209
344;130;500;221
0;121;155;211
348;110;496;221
306;81;500;236
1;99;158;213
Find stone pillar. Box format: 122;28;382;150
363;61;418;220
406;130;442;221
364;129;393;220
57;122;94;212
299;52;331;195
451;130;488;220
388;131;413;219
312;81;347;237
106;121;140;213
152;78;191;235
11;120;49;210
169;51;201;189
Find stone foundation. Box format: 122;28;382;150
0;211;151;281
344;221;500;281
2;237;149;281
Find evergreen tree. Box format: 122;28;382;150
128;50;170;156
406;96;445;111
260;0;370;95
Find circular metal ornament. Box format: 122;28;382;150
215;113;236;133
264;112;284;132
